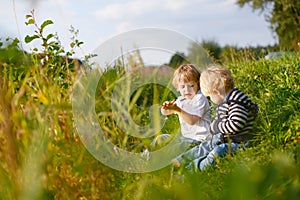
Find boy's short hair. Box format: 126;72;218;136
172;64;200;89
200;65;234;96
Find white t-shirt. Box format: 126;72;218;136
176;90;211;141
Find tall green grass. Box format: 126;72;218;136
0;12;299;199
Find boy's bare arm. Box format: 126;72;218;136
161;99;200;125
176;109;200;125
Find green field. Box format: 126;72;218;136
0;16;299;200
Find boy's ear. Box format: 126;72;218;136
213;88;226;96
212;89;220;95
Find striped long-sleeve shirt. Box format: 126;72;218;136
211;88;258;143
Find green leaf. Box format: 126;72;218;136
46;33;54;41
77;41;84;46
70;42;75;48
25;14;32;19
40;20;54;31
12;38;20;45
24;35;39;43
25;19;35;25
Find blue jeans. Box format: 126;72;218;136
176;133;247;171
175;133;223;164
196;142;240;171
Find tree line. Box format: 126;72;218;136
236;0;300;51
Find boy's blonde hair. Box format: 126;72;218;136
200;65;234;96
172;64;200;90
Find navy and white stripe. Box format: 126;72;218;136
211;88;258;143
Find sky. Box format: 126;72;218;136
1;0;276;60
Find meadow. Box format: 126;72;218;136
0;14;299;199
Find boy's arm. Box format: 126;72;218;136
211;103;248;134
161;107;175;115
161;100;200;125
176;109;201;125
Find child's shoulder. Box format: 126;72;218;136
226;88;259;115
227;88;247;101
192;91;209;103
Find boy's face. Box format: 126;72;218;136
177;80;199;100
200;78;225;104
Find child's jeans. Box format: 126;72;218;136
196;142;241;171
175;133;223;164
176;133;247;171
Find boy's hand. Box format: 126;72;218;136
161;99;180;113
161;99;176;109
